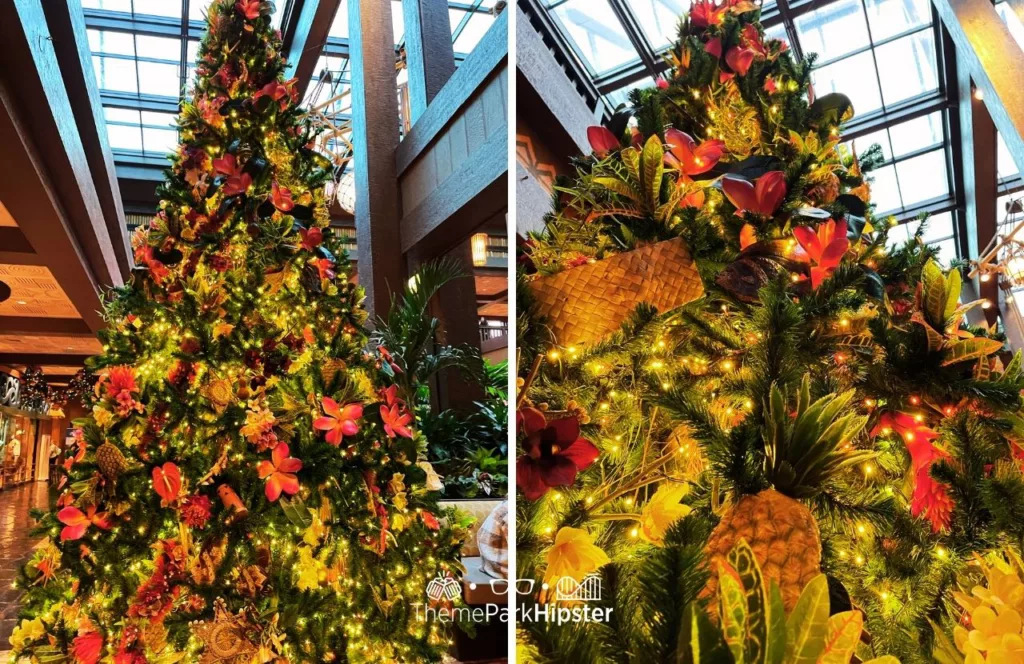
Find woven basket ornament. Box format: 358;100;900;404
530;237;705;346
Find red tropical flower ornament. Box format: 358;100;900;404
587;126;620;158
269;182;294;211
378;346;404;374
313;397;363;446
516;407;599;500
721;171;787;217
792;219;849;288
380;403;414;439
299;226;322;251
690;0;727;27
72;631;105;664
253;79;298;111
152;463;182;506
724;46;756;77
212;154;252;197
58;505;112;542
663;128;725;178
235;0;263;20
258;443;303;501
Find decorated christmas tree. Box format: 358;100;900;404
516;1;1024;661
9;2;464;662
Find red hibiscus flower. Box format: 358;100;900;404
152;462;182;506
258;443;302;501
72;631;105;664
793;219;849;288
313;397;364;445
663;128;725;177
253;79;298;111
725;46;756;76
179;494;212;528
380;403;414;439
270;182;295;211
722;171;787;217
58;505;112;541
691;0;726;27
299;226;322;250
213;153;252;197
517;407;599;500
236;0;262;19
587;126;620;158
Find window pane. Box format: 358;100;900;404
135;35;180;61
93;55;138;93
930;238;957;266
329;0;349;38
763;22;789;46
997;2;1024;52
999;133;1021;180
606;81;650;109
143;127;178;154
888;111;943;157
104;107;140;123
920;211;954;243
82;0;133;12
813;51;882;116
847;127;891;161
869;164;902;214
453;11;496;53
551;0;638;74
88;29;135;55
894;149;947;207
632;0;691;49
886;220;913;248
106;122;142;151
795;0;870;62
140;111;176;128
875;30;938;107
863;0;931;41
137;61;180;97
131;0;181;18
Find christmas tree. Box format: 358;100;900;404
9;2;464;662
516;1;1024;661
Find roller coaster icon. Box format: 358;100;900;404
554;573;603;602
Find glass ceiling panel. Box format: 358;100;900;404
794;0;870;64
874;29;937;107
998;134;1021;181
813;51;882;116
632;0;692;50
550;0;639;74
329;0;496;55
863;0;930;41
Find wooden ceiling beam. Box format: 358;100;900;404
283;0;344;102
0;317;93;337
0;353;90;367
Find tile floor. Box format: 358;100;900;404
0;482;50;651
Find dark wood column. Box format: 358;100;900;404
403;0;456;124
348;0;404;319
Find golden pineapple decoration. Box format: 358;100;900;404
95;442;130;481
702;375;872;612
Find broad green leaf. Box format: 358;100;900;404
944;267;961;321
974;356;991;381
941;337;1004;366
921;260;947;328
593;176;641;203
819;611;863;663
678;602;734;664
786;574;829;663
832;334;873;349
911;312;945;352
927;619;960;664
641;135;665;212
1001;350;1023;382
621;147;640;178
279;494;312;528
766;581;787;664
728;540;769;664
719;565;749;664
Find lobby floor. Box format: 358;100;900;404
0;482;49;651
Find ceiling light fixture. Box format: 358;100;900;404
0;280;10;303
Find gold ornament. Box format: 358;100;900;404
236;565;267;598
191;599;259;663
202;378;234;414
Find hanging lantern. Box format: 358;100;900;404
471;233;488;266
335;170;356;215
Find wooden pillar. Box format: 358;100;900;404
956;55;999;325
403;0;456;124
348;0;405;319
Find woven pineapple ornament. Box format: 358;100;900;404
95;442;131;482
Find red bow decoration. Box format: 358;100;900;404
793;219;849;288
587;126;620;158
722;171;787;217
663;128;725;178
871;412;953;533
152;462;182;506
